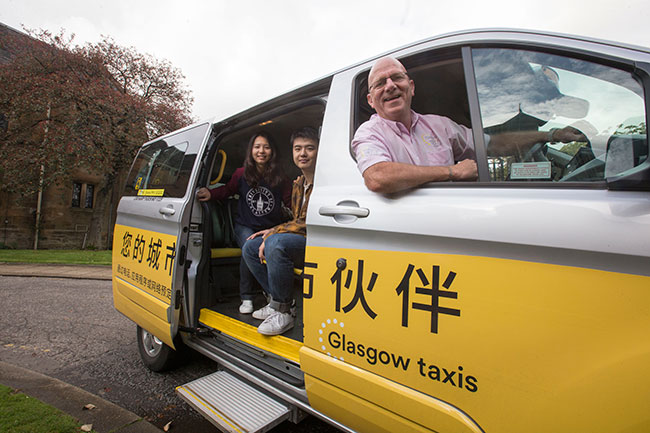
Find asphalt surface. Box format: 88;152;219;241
0;262;160;432
0;263;341;433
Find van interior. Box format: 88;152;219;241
189;50;474;379
189;98;326;382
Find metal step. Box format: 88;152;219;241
176;370;291;433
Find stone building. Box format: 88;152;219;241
0;22;122;250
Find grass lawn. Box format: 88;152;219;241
0;384;95;433
0;249;111;266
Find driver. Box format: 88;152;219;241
352;57;585;194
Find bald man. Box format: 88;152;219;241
352;57;477;193
351;57;584;193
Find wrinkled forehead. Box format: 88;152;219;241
369;57;407;83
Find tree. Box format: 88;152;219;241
0;28;195;199
82;36;194;140
615;122;646;136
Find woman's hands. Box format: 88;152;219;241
196;187;211;201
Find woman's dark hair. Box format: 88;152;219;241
243;131;285;188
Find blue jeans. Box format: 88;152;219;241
234;223;258;300
242;233;306;313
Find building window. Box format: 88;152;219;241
72;182;95;209
72;182;82;207
84;184;94;208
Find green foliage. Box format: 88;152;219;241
0;384;92;433
615;121;646;135
0;249;111;265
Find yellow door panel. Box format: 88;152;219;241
301;347;482;433
112;224;178;346
113;277;169;320
302;246;650;433
305;375;435;433
113;279;175;348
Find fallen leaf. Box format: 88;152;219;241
83;404;96;410
80;424;93;432
163;421;172;431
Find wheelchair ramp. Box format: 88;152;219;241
176;371;291;433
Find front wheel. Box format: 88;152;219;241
136;325;181;372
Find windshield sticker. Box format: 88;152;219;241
137;189;165;196
510;161;551;179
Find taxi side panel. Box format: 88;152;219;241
302;246;650;433
301;34;650;433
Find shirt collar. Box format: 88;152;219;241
372;110;420;136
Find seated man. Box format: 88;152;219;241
242;127;318;336
352;57;585;193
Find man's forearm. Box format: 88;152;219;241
363;162;449;193
488;131;547;156
488;127;586;156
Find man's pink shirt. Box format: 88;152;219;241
352;111;475;174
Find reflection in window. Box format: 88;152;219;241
124;140;195;198
472;48;647;182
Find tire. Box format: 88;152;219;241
136;325;182;372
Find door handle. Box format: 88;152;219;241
159;206;176;216
319;205;369;218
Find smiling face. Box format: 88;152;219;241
367;57;415;126
292;137;318;175
251;135;272;169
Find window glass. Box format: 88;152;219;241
84;184;94;208
71;182;81;207
124;140;194;197
472;48;647;182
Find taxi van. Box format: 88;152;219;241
112;29;650;433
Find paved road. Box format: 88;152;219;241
0;276;338;433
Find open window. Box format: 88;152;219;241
351;44;648;188
354;47;470;135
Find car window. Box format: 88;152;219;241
354;48;469;133
472;48;647;182
124;140;194;198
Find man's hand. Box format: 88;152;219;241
450;159;478;181
258;240;266;263
196;187;211;201
553;126;588;143
247;229;271;240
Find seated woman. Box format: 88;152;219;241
197;132;291;314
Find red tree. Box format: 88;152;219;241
0;28;195;198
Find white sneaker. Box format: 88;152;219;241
252;304;276;320
239;300;254;314
257;311;294;336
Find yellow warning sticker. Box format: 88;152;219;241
137;189;165;197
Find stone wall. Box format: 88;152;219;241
0;169;119;250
